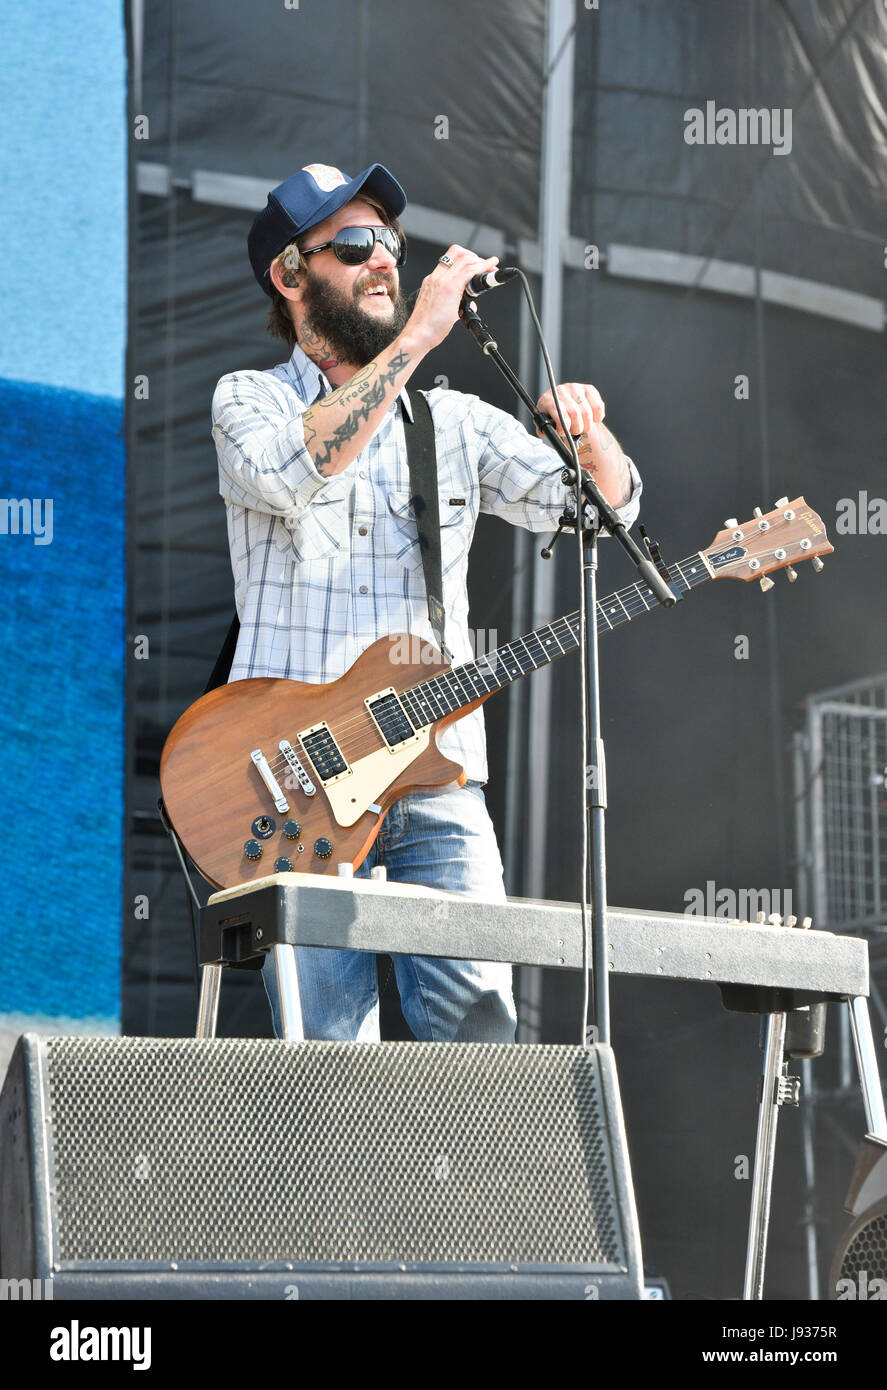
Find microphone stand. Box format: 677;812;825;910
459;295;675;1046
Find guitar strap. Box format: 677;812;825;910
204;386;445;693
402;388;450;662
204;608;242;695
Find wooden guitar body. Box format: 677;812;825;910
160;634;486;888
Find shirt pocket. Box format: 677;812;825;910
386;488;476;575
273;495;345;562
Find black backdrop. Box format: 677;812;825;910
125;0;887;1298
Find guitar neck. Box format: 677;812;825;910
399;551;713;728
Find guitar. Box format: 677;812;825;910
160;497;833;888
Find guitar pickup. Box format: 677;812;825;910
365;689;422;751
298;722;351;786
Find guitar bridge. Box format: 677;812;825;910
365;688;422;751
250;748;290;814
278;739;316;796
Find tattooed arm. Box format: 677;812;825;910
212;333;428;520
299;337;420;477
298;241;502;476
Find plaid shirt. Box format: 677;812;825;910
212;343;642;782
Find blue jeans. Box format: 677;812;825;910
262;781;516;1043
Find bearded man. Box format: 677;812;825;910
211;161;642;1042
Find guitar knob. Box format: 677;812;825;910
759;576;774;593
274;856;294;872
786;566;798;582
812;557;824;572
282;819;302;840
313;837;334;859
243;839;263;861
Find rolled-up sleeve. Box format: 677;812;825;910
212;370;350;519
471;396;642;535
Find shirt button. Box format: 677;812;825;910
358;469;367;479
359;585;368;595
358;526;368;536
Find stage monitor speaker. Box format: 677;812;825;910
830;1196;887;1301
0;1034;643;1300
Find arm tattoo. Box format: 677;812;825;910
578;428;632;509
381;349;410;384
313;361;375;408
303;351;413;472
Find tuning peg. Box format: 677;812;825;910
724;517;739;528
757;911;767;924
801;916;813;930
787;915;798;927
786;566;798;582
812;556;824;572
768;912;783;926
753;507;763;518
774;496;789;507
759;576;774;593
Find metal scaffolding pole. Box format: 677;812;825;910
523;0;575;905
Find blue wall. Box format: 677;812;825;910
0;2;127;1024
0;2;127;398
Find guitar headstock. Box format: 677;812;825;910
704;497;834;588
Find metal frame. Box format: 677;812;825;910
793;672;887;1298
197;952;304;1042
744;1013;789;1300
134;163;886;334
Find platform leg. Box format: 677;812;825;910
799;1059;821;1301
272;944;305;1042
848;996;887;1140
743;1012;788;1300
196;964;222;1039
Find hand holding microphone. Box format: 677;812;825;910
405;247;519;355
462;266;519;298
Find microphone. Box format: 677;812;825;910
462;266;519;298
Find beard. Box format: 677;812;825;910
298;268;412;368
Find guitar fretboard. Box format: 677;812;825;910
399;551;712;729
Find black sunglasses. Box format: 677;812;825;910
299;225;407;268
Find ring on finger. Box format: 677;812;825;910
438;254;455;267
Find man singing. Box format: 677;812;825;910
211;161;642;1043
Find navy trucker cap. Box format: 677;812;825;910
248;162;407;297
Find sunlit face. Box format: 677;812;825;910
291;198;410;365
301;198;401;309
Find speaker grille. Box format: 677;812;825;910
834;1200;887;1288
42;1038;627;1268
